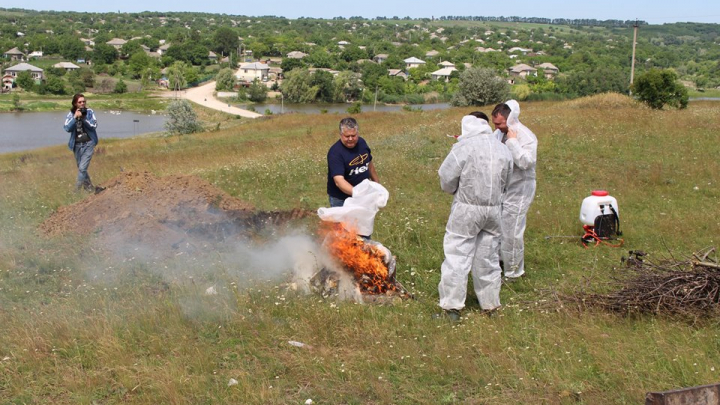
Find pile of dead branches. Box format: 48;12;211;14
559;247;720;318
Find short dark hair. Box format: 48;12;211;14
491;103;511;119
339;117;359;134
469;111;489;122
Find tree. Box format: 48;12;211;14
127;51;153;78
248;79;268;102
165;100;202;135
311;70;334;102
281;57;305;73
632;68;689;109
167;61;187;92
451;67;510;107
213;27;239;56
281;69;317;103
114;79;128;94
215;68;236;91
93;43;119;65
15;71;35;91
40;75;67;95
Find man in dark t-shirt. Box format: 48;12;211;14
327;117;380;207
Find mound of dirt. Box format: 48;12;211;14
40;171;310;258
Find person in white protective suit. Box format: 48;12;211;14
491;100;538;280
436;114;513;318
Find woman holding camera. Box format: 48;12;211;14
64;93;101;193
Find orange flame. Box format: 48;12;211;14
319;222;397;294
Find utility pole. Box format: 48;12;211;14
629;20;639;96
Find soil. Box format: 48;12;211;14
40;171;310;257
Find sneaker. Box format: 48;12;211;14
481;306;501;317
94;186;106;194
432;309;461;322
503;275;525;284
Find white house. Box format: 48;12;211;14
235;62;270;82
373;54;389;63
404;57;426;69
158;44;171;55
4;63;44;82
425;50;439;58
438;60;455;68
53;62;80;71
28;50;43;58
430;67;457;82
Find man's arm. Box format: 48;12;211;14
333;175;354;196
368;162;379;183
438;150;461;195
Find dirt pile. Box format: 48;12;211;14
40;171;310;257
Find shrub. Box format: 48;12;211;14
165;100;202;135
451;67;509;107
632;68;689;109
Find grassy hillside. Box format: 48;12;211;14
1;96;719;404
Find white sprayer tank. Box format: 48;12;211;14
580;190;619;226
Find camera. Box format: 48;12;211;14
80;107;87;115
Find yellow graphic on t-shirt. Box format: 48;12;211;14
349;153;369;166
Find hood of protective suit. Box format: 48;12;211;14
505;99;521;127
457;115;493;141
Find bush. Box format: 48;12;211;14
114;79;128;94
346;102;362;114
248;79;268;102
451;67;509;107
632;68;689;109
165;100;202;135
215;68;236;91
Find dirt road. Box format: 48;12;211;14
181;81;262;118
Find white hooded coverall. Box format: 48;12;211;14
494;100;538;279
438;116;513;311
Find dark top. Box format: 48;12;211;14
326;137;373;200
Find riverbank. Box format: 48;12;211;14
0;92;171;114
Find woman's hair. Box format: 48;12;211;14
71;93;85;112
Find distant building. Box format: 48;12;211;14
235;62;270;82
286;51;308;59
106;38;127;50
430;67;457;82
537;62;559;79
53;62;81;72
404;57;426;69
3;47;24;61
508;63;537;78
4;63;44;83
373;54;389;63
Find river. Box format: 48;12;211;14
0;111;167;154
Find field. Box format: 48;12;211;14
1;95;720;404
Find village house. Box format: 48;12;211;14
430;67;457;82
373;54;389;63
404;57;426;69
3;47;25;61
537;62;559;79
286;51;307;59
508;63;537;78
208;51;218;62
106;38;127;50
4;63;44;84
53;62;80;72
388;69;408;80
438;61;455;69
425;50;439;58
80;38;95;47
235;62;270;82
158;44;171;56
28;51;43;59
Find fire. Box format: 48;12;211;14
319;222;397;294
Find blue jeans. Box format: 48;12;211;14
73;142;94;190
328;195;346;208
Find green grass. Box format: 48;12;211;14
1;95;720;403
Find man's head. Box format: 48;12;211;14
339;117;359;148
491;103;511;134
469;111;489;122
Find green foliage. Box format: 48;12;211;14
280;57;306;72
93;43;119;65
511;84;532;101
247;79;268;102
346;101;362;113
167;61;188;91
215;68;236;91
632;68;689;109
281;69;317;103
332;71;363;102
559;66;629;97
39;75;67;95
127;51;154;79
451;67;509;107
15;71;35;91
12;94;22;111
213;27;239;57
165;99;202;135
311;70;334;102
113;79;127;94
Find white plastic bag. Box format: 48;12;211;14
317;180;388;236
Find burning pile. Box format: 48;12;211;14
310;222;411;302
557;248;720;319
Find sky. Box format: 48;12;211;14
10;0;720;25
